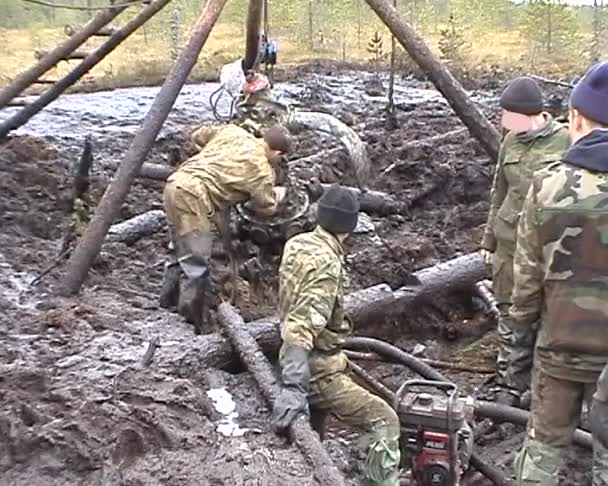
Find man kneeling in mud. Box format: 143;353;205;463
160;123;292;333
272;184;401;486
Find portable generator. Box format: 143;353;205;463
394;380;475;486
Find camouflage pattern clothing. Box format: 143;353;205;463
481;114;570;388
509;128;608;485
279;226;401;486
164;123;278;238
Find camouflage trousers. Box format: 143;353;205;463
492;249;533;391
514;366;608;486
163;177;213;237
309;371;401;486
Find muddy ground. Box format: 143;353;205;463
0;65;589;486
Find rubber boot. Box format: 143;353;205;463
159;256;181;309
175;230;213;334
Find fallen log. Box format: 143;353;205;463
317;183;401;216
217;303;347;486
106;210;166;244
362;0;500;160
194;252;486;370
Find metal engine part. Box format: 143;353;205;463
234;182;315;253
394;380;475;486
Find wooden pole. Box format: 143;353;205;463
0;4;127;109
217;303;347;486
362;0;500;160
243;0;264;71
0;0;174;140
59;0;229;296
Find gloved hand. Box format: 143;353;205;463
273;186;287;204
590;398;608;448
271;345;311;434
480;248;493;266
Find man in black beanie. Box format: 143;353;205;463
480;76;570;406
272;184;401;486
508;61;608;485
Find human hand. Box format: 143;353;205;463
273;186;287;204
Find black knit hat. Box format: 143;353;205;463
499;77;544;115
570;61;608;125
317;184;360;235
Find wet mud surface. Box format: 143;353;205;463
0;66;590;485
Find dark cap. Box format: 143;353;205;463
263;124;293;154
499;76;544;115
570;61;608;125
317;184;360;235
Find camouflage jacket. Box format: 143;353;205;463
481;115;570;255
510;129;608;381
278;226;352;381
167;124;278;217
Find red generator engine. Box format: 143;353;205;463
394;380;475;486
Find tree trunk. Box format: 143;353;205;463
362;0;500;161
243;0;264;71
58;0;229;296
217;303;347;486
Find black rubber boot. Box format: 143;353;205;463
159;257;181;309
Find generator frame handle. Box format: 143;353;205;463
393;379;458;486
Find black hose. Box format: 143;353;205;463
345;337;593;448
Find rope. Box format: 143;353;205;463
209;85;235;122
22;0;147;10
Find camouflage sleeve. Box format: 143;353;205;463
281;259;341;351
510;180;544;328
480;141;508;252
191;125;220;150
247;171;278;216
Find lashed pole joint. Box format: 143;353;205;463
59;0;229;296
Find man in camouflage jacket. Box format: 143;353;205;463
508;62;608;486
480;77;570;403
272;185;401;486
160;123;292;332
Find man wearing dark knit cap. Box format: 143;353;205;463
508;62;608;485
479;76;570;405
272;184;401;486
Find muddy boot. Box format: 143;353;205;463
175;230;213;333
159;256;181;309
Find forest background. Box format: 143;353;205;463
0;0;606;91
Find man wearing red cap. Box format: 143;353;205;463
509;62;608;485
480;76;570;405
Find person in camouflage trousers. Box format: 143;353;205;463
480;77;570;404
508;62;608;486
160;123;292;332
272;185;401;486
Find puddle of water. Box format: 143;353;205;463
0;71;457;142
207;387;248;437
0;253;41;310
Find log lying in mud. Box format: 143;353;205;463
106;210;167;244
59;0;229;296
318;183;401;216
197;252;486;370
362;0;500;160
217;303;347;486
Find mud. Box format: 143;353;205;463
0;66;592;486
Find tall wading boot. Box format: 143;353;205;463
175;230;213;335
